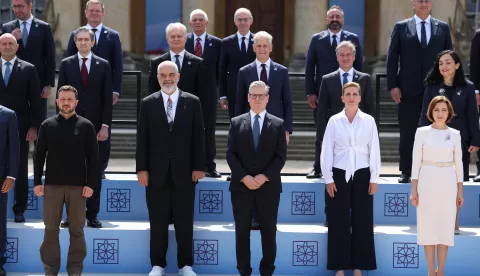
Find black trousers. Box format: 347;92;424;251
205;126;217;172
146;168;195;269
398;95;423;173
231;190;280;276
328;168;376;271
12;140;29;215
86;140;106;220
0;189;7;266
461;140;471;181
313;108;321;172
100;128;111;173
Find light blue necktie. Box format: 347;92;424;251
4;62;11;86
342;72;349;86
22;22;28;48
253;114;260;151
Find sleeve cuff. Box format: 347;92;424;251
369;177;379;183
476;90;479;94
102;124;109;128
113;92;119;95
6;176;15;180
324;172;334;184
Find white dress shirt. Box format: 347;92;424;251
193;32;207;53
255;58;271;80
339;67;354;84
77;52;92;72
18;15;33;34
320;109;381;184
2;56;17;77
237;31;251;50
170;49;185;69
161;88;180;121
250;110;266;133
414;14;431;45
86;23;104;46
328;29;342;45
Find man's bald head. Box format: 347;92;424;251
157;61;180;94
0;33;19;60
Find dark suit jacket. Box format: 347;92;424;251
317;69;374;140
0;58;41;138
218;33;256;100
235;60;293;132
226;112;287;193
470;29;480;90
1;18;55;88
57;54;113;131
66;25;123;94
387;17;453;97
0;105;19;180
186;32;222;123
136;90;205;187
420;82;480;146
305;30;363;97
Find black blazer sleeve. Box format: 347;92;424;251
44;24;56;86
27;66;42;129
316;76;330;140
262;119;287;181
192;97;206;171
420;85;434;126
470;31;480;90
465;84;480;146
226;118;249;180
102;62;113;126
444;24;453;50
305;35;317;96
281;67;293;133
7;111;19;179
148;59;159;94
387;23;401;90
235;68;247;116
85;121;100;190
136;98;149;172
66;32;77;57
218;40;229;98
33;120;47;186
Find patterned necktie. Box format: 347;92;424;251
260;64;268;83
253;114;260;151
342;72;349;86
175;55;181;71
166;96;173;129
91;28;98;52
194;37;202;57
241;36;247;53
421;21;427;48
4;62;11;86
22;22;28;48
81;58;88;87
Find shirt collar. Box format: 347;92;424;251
77;52;92;60
56;113;78;122
18;15;33;25
86;23;104;31
170;49;186;59
328;29;342;38
250;109;267;121
1;56;17;66
339;67;354;76
237;31;251;40
414;14;431;25
194;32;207;42
340;108;366;121
161;88;180;101
255;58;271;68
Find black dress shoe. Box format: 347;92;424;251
14;213;25;223
473;174;480;182
101;173;106;179
0;266;6;276
251;218;260;230
205;170;221;178
226;174;231;181
398;173;411;183
60;218;69;228
87;218;103;228
324;221;328;227
306;169;321;179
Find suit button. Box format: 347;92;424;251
253;164;256;168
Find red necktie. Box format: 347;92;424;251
260;64;268;84
194;37;202;57
81;58;88;87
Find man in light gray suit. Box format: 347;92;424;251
316;40;374;227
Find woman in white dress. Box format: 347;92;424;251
410;96;464;276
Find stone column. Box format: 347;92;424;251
182;0;216;34
102;0;130;52
292;0;328;54
377;0;414;57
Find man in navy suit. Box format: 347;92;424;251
186;9;222;178
219;7;256;119
1;0;56;121
0;105;20;276
304;5;362;180
66;0;123;178
58;27;113;229
387;0;452;183
468;29;480;182
0;33;42;223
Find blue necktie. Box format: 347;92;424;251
241;37;247;53
4;62;11;86
421;21;427;48
342;72;349;86
22;22;28;48
175;55;181;71
253;114;260;151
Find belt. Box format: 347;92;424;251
422;161;454;167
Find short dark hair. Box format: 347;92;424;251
427;95;455;123
57;85;78;99
342;82;361;96
74;27;95;42
327;5;344;16
424;50;468;87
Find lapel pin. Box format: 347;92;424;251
209;43;212;46
35;23;38;27
17;63;21;67
96;61;99;65
274;67;278;71
439;88;446;95
354;74;358;78
188;61;191;65
104;30;107;33
457;90;462;96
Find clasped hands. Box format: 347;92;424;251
326;182;378;198
33;185;94;198
242;174;268;190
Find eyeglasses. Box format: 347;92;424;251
249;94;267;100
11;5;26;10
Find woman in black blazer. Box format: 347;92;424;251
421;50;480;234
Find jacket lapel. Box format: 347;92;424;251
95;27;107;53
88;55;98;86
257;113;271;152
246;33;254;55
333;70;343;92
248;62;258;82
408;17;420;46
203;34;212;58
430;18;439;38
243;115;254;152
172;90;187;130
186;33;194;54
6;59;21;87
153;92;169;128
25;18;37;48
72;55;83;85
